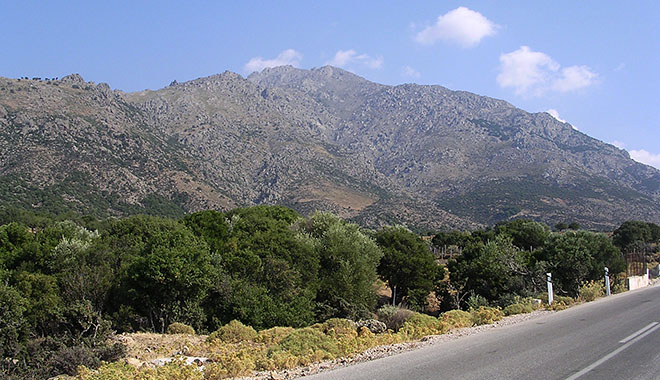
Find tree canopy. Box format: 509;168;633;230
375;226;444;310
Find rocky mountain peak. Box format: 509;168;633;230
60;73;86;84
1;68;659;230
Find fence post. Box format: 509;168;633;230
604;267;611;296
547;273;553;305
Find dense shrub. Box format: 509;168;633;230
207;320;257;343
76;362;140;380
538;231;625;297
276;327;339;358
376;305;415;331
207;348;257;378
256;326;294;345
166;322;195;335
440;310;473;329
612;281;627;294
315;318;357;337
579;280;605;302
539;294;576;311
399;313;447;339
48;345;103;376
466;294;490;310
471;306;504;325
503;303;533;316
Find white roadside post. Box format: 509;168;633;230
547;273;553;305
605;267;611;296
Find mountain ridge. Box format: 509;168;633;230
1;66;658;230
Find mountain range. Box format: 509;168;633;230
1;66;659;230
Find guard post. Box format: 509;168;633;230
605;267;611;296
547;273;553;305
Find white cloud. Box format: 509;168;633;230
415;7;497;48
327;49;383;69
497;46;597;96
546;109;578;130
546;109;566;123
402;65;421;79
611;140;626;149
552;65;598;92
629;149;660;170
497;46;558;95
244;49;302;73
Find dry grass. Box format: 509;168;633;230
90;303;538;380
113;332;207;362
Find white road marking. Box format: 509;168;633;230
619;322;659;343
564;322;660;380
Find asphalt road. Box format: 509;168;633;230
301;285;660;380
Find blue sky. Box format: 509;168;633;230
1;1;659;168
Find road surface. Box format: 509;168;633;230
301;285;660;379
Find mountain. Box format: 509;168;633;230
1;66;659;230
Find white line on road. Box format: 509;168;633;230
564;322;660;380
619;322;659;343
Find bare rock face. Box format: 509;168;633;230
60;73;85;84
1;66;659;229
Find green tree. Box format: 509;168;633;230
106;215;212;332
538;231;625;296
14;271;63;336
612;220;660;251
182;210;230;253
191;206;319;330
0;222;36;272
297;212;383;320
448;235;535;306
494;219;550;251
0;284;27;358
375;226;442;309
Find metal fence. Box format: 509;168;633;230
625;251;647;277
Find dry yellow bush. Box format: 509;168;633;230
470;306;504;325
399;313;448;339
441;310;473;329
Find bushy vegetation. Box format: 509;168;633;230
440;219;629;310
376;305;415;332
399;313;448;339
207;320;257;343
503;303;534;316
166;323;195;335
470;306;504;325
0;206;394;379
440;310;473;329
578;280;605;302
374;226;444;310
0;207;653;379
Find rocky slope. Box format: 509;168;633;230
1;66;659;230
